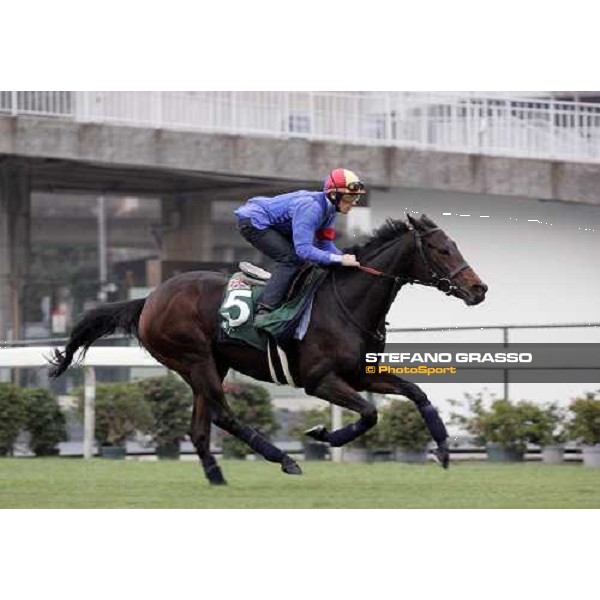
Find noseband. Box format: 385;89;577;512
331;226;471;342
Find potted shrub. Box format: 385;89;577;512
289;407;331;460
219;382;278;459
452;392;538;462
137;374;192;460
0;383;25;456
567;392;600;467
22;388;68;456
78;382;153;459
379;400;431;463
525;402;567;465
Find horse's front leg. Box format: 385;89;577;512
360;372;450;468
304;372;378;447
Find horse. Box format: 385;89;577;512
49;213;487;485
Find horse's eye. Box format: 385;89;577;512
439;249;451;256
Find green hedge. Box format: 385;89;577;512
22;388;67;456
77;381;153;447
378;400;431;451
220;382;278;458
137;374;192;448
0;383;26;456
0;384;67;456
452;391;569;452
568;392;600;445
291;400;431;451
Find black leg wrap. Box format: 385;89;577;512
328;417;374;447
241;426;285;463
432;443;450;469
202;457;227;485
202;462;227;485
215;414;286;464
419;404;448;445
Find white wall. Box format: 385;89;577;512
371;187;600;328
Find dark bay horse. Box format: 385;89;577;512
49;214;487;485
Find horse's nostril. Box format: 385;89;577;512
473;283;488;295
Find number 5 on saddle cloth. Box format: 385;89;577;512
219;262;327;351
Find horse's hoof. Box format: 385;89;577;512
281;457;303;475
305;425;329;442
432;447;450;469
205;463;227;485
209;477;228;486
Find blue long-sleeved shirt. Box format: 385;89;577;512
235;190;343;265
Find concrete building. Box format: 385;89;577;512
2;91;600;352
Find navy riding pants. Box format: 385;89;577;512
238;218;304;309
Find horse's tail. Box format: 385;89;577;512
48;299;146;379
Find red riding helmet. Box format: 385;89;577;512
323;168;366;203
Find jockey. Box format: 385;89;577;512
235;168;365;322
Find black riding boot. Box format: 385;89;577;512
237;219;303;321
254;262;302;326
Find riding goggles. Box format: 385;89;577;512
345;181;366;193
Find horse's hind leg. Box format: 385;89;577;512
148;355;226;485
198;357;302;475
189;380;226;486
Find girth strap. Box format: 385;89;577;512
267;337;298;386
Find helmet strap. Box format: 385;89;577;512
332;193;344;212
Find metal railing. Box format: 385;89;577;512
2;91;600;162
0;91;72;117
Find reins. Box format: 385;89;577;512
331;268;392;343
356;264;398;279
330;227;471;342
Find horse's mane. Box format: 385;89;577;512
346;218;410;258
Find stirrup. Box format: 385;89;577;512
254;304;274;319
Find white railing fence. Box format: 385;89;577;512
0;91;73;117
0;345;162;459
2;91;600;163
2;321;598;459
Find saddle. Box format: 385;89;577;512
238;261;313;300
219;262;327;350
238;262;271;286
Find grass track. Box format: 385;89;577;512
1;458;599;508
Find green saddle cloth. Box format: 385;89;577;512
219;268;326;351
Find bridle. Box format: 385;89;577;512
331;226;471;342
409;227;470;295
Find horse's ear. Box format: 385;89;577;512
421;214;438;229
406;213;419;229
406;213;427;231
